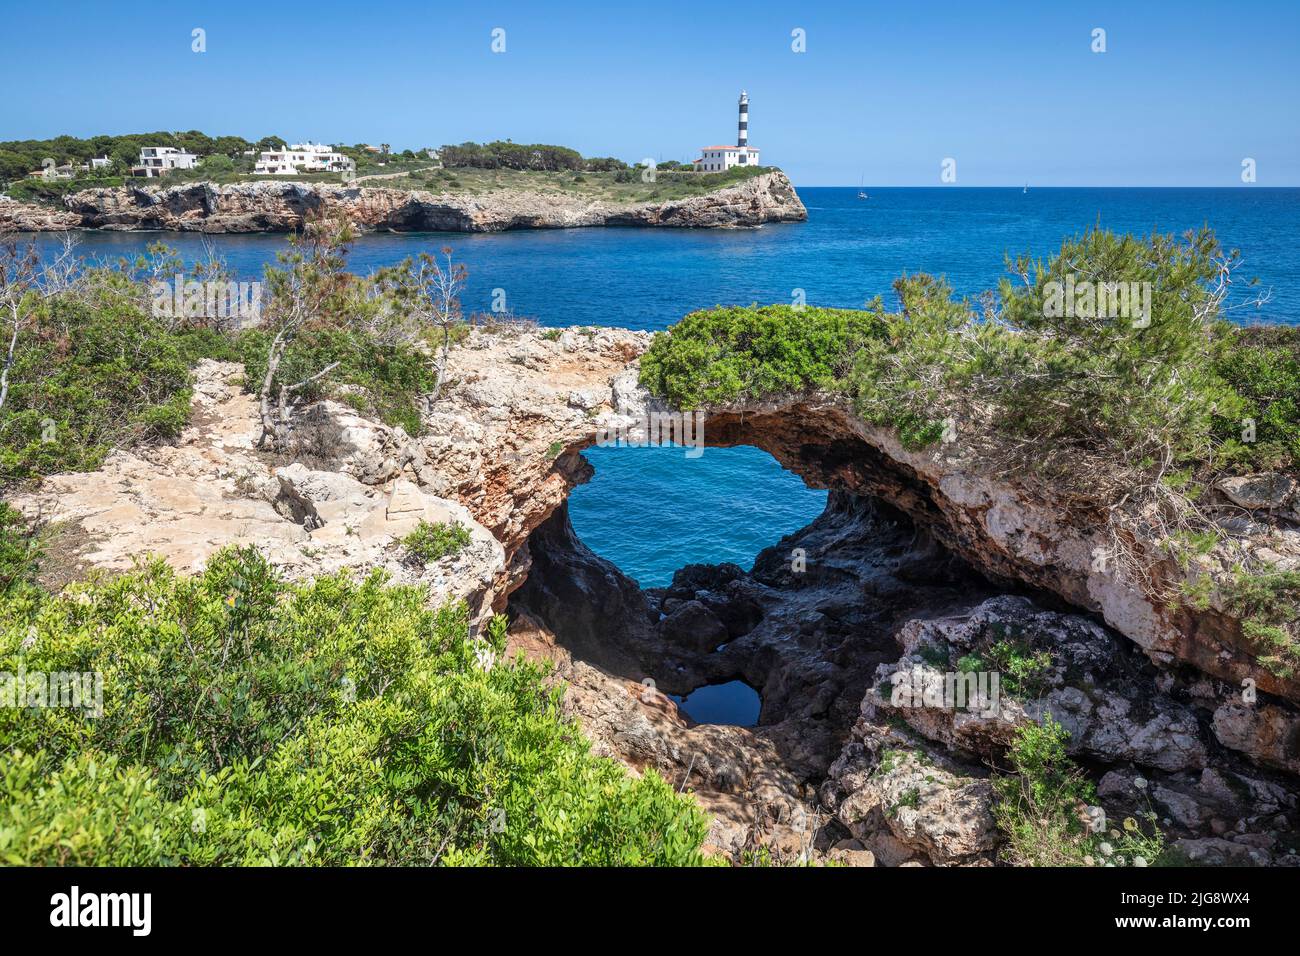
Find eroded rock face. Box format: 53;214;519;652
869;596;1210;774
824;736;1000;866
1216;473;1297;511
691;401;1300;705
0;196;82;231
825;594;1300;864
3;172;807;234
509;489;1003;862
422;330;1300;773
10;360;504;616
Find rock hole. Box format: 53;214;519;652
671;680;762;727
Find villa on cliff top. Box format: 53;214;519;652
254;143;356;176
133;146;199;178
693;91;760;172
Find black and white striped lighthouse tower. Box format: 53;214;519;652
737;90;749;148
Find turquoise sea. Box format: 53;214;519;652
34;187;1300;586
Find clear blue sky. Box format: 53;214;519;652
2;0;1296;185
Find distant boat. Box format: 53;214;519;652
1023;184;1028;193
857;175;869;199
857;190;869;199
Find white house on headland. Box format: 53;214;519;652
254;143;356;175
134;146;199;178
693;90;760;172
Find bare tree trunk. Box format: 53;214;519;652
0;310;20;416
430;324;450;401
271;360;341;451
258;329;288;448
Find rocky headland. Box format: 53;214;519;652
0;170;806;233
13;326;1300;866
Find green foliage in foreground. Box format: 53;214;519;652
993;717;1165;867
1219;568;1300;680
1213;325;1300;472
0;548;712;866
401;520;472;564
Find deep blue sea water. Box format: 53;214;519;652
33;187;1300;587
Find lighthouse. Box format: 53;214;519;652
692;90;762;172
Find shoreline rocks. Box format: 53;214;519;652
0;171;807;234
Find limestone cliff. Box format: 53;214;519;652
0;171;807;233
11;326;1300;865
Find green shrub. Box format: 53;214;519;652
1219;568;1300;678
1212;325;1300;472
639;228;1279;485
990;227;1248;473
985;639;1054;699
401;520;471;563
0;547;712;866
993;717;1164;867
237;326;434;437
0;503;40;601
0;295;224;484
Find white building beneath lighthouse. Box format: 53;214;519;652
693;91;760;172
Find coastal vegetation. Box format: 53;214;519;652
0;547;711;865
0;218;452;485
0;224;720;867
401;520;472;564
641;228;1296;477
993;717;1166;867
1;132;762;206
0;221;1291;866
274;164;774;203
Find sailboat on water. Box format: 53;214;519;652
857;175;869;199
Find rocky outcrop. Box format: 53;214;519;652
821;594;1300;865
867;596;1210;773
686;399;1300;705
509;490;998;861
424;330;1297;708
10;360;505;618
0;196;81;231
1;172;806;233
11;325;1300;865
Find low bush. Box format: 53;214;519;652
993;717;1165;867
401;520;471;563
639;303;882;408
641;227;1286;483
1212;324;1300;473
237;326;434;436
0;502;40;601
0;294;221;484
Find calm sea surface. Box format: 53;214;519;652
34;187;1300;586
